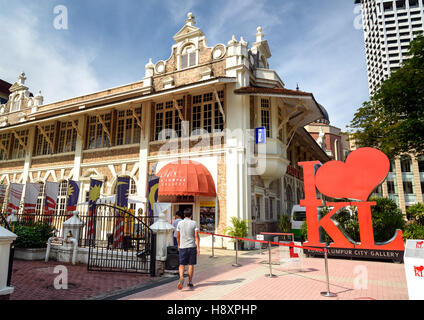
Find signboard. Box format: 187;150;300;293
255;127;266;144
299;148;405;262
256;234;265;241
404;240;424;300
279;241;302;266
200;201;216;233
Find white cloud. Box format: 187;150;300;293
0;7;100;105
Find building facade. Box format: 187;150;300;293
0;14;329;244
305;121;350;161
348;137;424;215
355;0;424;94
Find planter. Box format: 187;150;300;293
14;248;47;261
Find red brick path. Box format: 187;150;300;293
9;260;154;300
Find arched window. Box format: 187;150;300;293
297;188;303;203
180;44;197;69
286;185;294;215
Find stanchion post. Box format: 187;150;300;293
209;233;216;259
265;241;276;278
320;247;337;297
232;238;241;267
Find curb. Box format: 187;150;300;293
88;275;180;301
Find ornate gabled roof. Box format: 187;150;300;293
173;12;204;43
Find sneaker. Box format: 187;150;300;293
177;278;185;290
188;283;194;289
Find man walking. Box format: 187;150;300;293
176;208;200;290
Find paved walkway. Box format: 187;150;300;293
9;260;156;300
122;247;409;300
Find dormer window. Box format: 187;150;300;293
180;44;197;69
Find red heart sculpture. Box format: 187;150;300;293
315;148;390;201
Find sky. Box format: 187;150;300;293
0;0;369;131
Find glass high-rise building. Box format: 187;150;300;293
355;0;424;95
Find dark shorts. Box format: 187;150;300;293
179;247;197;266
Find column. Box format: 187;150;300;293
394;158;406;215
411;155;423;204
21;126;36;183
138;102;151;212
72;115;86;181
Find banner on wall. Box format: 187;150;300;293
7;183;24;214
44;182;60;216
87;179;103;243
200;201;216;233
148;175;160;222
113;177;130;248
66;180;81;214
23;183;41;216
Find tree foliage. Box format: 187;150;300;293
349;35;424;158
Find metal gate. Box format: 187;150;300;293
87;204;156;276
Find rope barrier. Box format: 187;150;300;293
199;231;325;252
198;231;335;297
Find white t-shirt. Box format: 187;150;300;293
176;218;199;249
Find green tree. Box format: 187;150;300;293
349;35;424;158
406;203;424;225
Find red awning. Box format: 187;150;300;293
156;160;217;197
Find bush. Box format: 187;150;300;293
278;214;291;234
403;222;424;240
369;197;405;242
13;222;55;249
224;217;250;239
406;203;424;226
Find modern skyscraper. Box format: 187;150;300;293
355;0;424;95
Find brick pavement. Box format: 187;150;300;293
9;260;156;300
122;247;409;301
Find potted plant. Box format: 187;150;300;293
225;217;250;251
12;221;55;261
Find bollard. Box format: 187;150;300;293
265;241;276;278
320;247;337;297
209;233;217;259
232;238;241;267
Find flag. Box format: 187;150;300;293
87;179;103;244
113;177;130;248
7;183;24;214
147;175;159;225
44;182;59;224
66;180;81;214
0;185;7;211
23;183;41;219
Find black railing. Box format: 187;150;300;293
87;204;156;275
1;207;156;276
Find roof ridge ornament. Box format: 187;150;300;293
185;12;196;27
256;26;264;42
